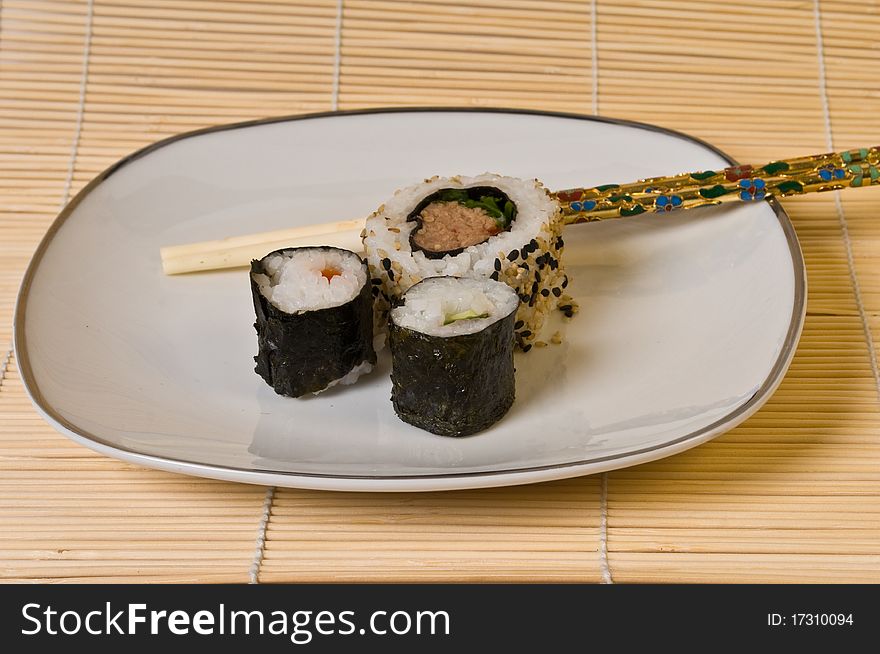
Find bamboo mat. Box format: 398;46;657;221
1;0;879;583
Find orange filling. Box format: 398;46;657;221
321;267;341;281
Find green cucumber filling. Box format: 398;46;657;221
443;309;490;325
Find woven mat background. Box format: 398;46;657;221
2;0;879;583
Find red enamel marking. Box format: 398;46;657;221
555;190;582;202
724;165;753;182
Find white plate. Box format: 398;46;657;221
15;109;805;492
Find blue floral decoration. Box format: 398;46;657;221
570;200;597;212
818;165;846;182
739;178;766;201
655;194;683;212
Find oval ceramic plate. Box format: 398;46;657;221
15;109;805;491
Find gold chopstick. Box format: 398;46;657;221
555;146;880;225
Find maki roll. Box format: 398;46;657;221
389;276;518;437
251;246;376;397
363;174;567;351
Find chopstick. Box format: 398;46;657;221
160;146;880;275
160;218;364;275
557;146;880;224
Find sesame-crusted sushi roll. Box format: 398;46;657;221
389;277;518;437
363;174;568;351
250;246;376;397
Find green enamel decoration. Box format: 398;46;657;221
860;148;869;159
841;151;853;163
849;164;863;186
619;204;646;217
689;170;716;181
761;161;790;175
776;180;804;194
870;166;879;181
594;184;620;192
698;185;729;199
607;194;633;203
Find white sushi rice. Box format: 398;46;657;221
253;248;367;314
392;277;518;337
318;359;374;392
364;173;567;349
365;173;558;280
252;247;374;393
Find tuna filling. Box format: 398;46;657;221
407;186;516;259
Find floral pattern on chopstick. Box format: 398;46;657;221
739;178;766;201
655;194;683;212
818;165;846;181
554;146;880;225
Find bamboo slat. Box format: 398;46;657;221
260;480;602;583
2;0;880;583
596;0;880;583
0;358;266;582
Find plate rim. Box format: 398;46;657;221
13;107;807;490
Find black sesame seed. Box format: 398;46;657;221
529;238;538;250
381;258;391;271
541;288;550;297
564;310;574;318
522;344;533;353
494;258;502;272
558;304;572;311
520;294;530;303
549;258;558;270
490;270;499;281
520;262;529;272
371;278;382;285
520;330;532;338
531;281;539;294
552;287;562;297
514;320;524;329
387;269;395;282
507;250;519;262
556;236;565;249
562;276;569;289
520;249;529;260
535;272;541;283
529;294;536;307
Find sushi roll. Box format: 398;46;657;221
250;246;376;397
389;276;518;437
363;174;567;351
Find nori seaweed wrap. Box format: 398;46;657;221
251;246;376;397
389;277;518;437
